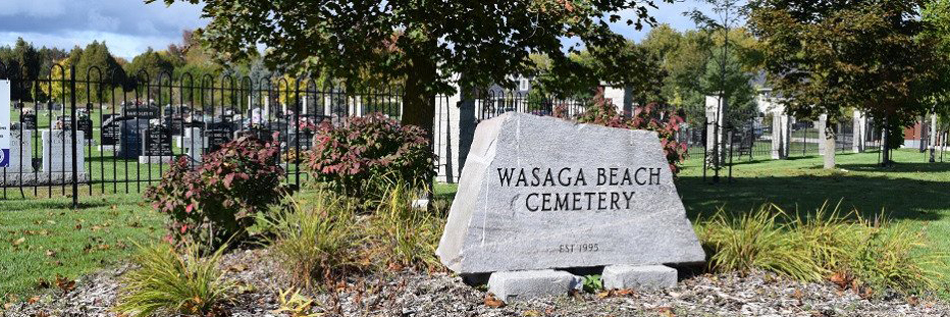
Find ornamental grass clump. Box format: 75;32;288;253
697;203;948;296
265;192;361;290
265;182;445;288
697;205;823;282
114;243;233;317
369;182;444;270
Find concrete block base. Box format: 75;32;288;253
138;156;176;164
602;265;677;290
487;270;583;303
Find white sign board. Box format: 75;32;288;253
0;80;9;167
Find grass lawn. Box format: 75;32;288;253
0;194;164;298
678;149;950;289
0;182;460;298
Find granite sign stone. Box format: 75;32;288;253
437;113;705;276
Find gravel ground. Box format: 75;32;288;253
4;248;948;317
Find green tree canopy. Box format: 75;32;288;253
749;0;947;165
148;0;674;132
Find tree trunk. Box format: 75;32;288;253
881;113;891;167
401;49;437;135
824;124;836;169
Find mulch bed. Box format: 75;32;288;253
5;248;948;317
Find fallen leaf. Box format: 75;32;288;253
12;237;25;246
615;289;636;297
55;275;75;295
656;307;675;317
907;296;919;307
45;250;56;258
829;272;852;289
27;296;39;304
484;293;505;308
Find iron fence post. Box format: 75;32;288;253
70;65;78;209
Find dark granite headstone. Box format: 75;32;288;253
20;114;36;130
101;114;120;146
206;121;234;153
116;120;149;159
78;117;93;140
143;127;173;157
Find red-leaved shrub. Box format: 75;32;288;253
145;134;289;247
561;94;688;174
306;113;436;200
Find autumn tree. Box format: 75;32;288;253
748;0;946;167
148;0;673;133
923;0;950;139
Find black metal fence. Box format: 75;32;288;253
0;64;466;203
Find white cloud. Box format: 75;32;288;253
87;9;120;32
0;0;204;59
0;0;67;18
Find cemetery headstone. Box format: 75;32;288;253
20;113;36;130
76;116;94;143
206;121;234;154
1;131;36;185
181;127;205;165
437;113;704;301
116;119;149;159
139;126;174;164
101;114;120;150
41;130;87;183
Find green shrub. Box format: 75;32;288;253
145;135;289;248
697;203;948;296
305;113;436;201
265;192;361;290
114;243;232;316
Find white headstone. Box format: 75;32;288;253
41;130;85;173
5;131;32;172
437;113;705;274
182;127;205;164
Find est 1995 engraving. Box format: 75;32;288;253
558;243;599;253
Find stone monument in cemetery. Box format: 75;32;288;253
41;130;88;183
181;127;206;165
206;120;235;153
100;114;120;151
437;112;705;303
139;125;175;164
1;130;35;185
115;105;159;159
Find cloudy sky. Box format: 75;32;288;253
0;0;721;60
